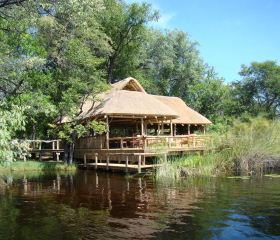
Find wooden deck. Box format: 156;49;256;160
79;162;162;173
26;135;211;173
27;140;64;161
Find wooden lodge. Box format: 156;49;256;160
59;77;212;172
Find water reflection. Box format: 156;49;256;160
0;172;279;239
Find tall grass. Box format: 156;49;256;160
156;118;280;180
0;161;77;173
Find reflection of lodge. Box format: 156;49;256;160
10;172;203;239
59;77;212;172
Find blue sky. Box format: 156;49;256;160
126;0;280;82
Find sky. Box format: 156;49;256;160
126;0;280;82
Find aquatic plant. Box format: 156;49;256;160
156;118;280;180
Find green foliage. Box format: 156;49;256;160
156;118;280;180
54;120;107;143
0;161;76;173
232;61;280;118
1;0;279;166
0;103;26;162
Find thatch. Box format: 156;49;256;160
60;89;178;123
111;77;146;93
59;77;211;125
154;95;212;125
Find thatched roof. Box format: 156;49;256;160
111;77;146;93
60;89;178;123
80;90;178;118
59;77;211;125
154;95;212;125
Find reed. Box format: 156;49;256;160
156;118;280;180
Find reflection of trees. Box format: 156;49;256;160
0;173;279;239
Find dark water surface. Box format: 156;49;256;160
0;171;280;240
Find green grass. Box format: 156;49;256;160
156;118;280;181
0;161;77;173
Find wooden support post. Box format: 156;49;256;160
188;124;191;135
161;121;164;135
169;119;173;148
157;123;160;135
95;154;98;169
56;152;60;162
120;138;123;149
57;140;60;150
125;155;129;173
164;153;167;162
143;155;146;166
106;155;109;170
83;153;87;167
106;116;110;149
193;135;195;148
174;124;177;136
170;119;173;136
141;118;144;136
203;125;206;134
52;141;55;150
138;155;141;174
143;137;147;149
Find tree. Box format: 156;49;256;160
0;103;26;163
0;0;26;8
100;0;158;83
233;61;280;118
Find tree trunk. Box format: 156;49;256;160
68;142;74;165
107;55;116;84
64;143;69;164
32;124;36;140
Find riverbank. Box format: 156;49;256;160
156;118;280;180
0;161;77;173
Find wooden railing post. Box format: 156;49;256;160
125;155;129;173
83;153;87;167
106;155;109;170
193;135;196;148
95;154;98;169
56;153;60;162
138;155;141;173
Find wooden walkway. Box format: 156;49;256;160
27;140;64;161
79;162;162;173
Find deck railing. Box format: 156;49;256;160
109;135;211;150
26;139;63;151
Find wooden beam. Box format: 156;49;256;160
95;154;98;169
170;119;173;136
188;124;191;135
138;155;141;173
141;118;144;135
125;155;129;173
106;117;109;149
83;154;87;167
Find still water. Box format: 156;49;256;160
0;171;279;240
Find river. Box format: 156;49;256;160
0;171;279;240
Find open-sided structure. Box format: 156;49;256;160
60;77;212;172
